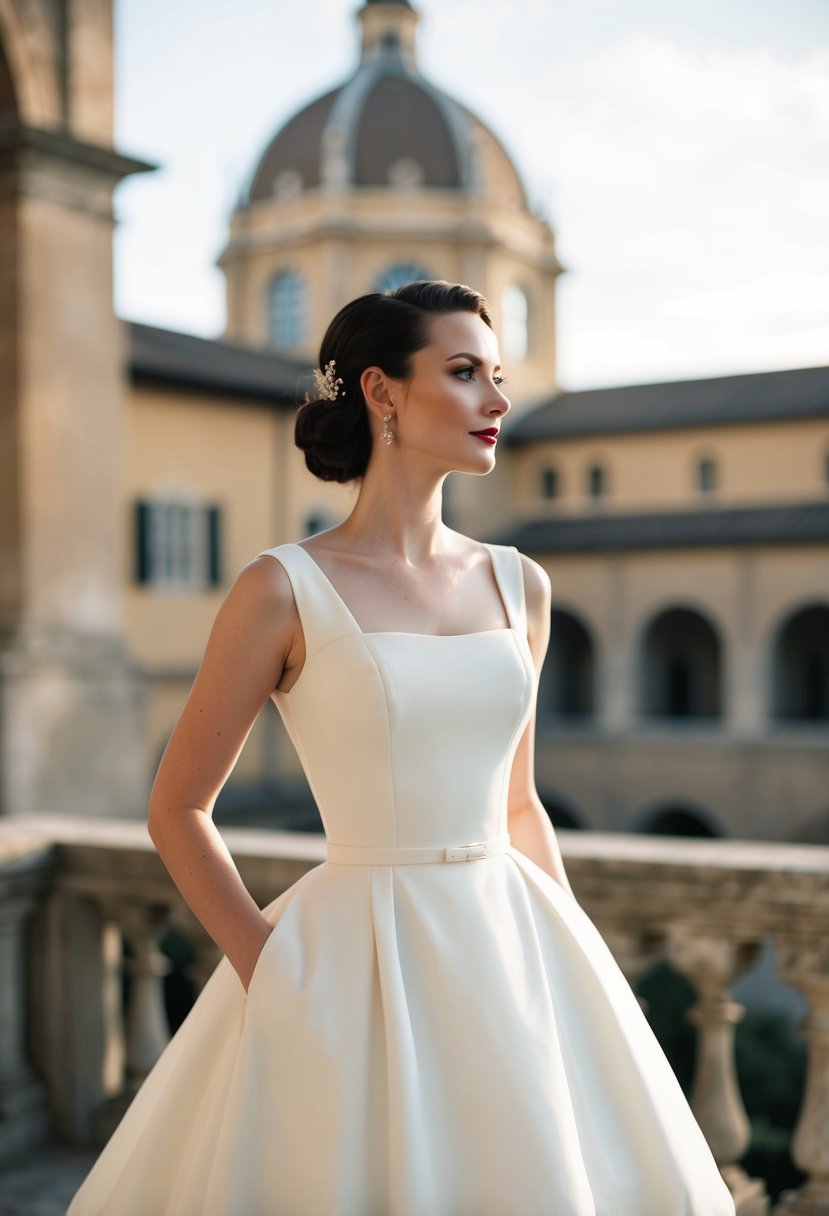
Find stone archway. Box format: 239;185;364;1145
640;605;723;719
638;804;722;838
790;806;829;845
539;608;596;718
772;603;829;722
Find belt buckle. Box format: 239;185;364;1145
445;841;488;862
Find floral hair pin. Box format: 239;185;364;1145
307;359;345;402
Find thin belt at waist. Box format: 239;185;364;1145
326;835;511;866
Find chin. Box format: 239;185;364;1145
450;454;498;477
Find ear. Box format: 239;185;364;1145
360;366;398;426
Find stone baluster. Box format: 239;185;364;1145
94;899;171;1134
669;931;769;1216
0;888;49;1161
775;940;829;1215
118;904;172;1091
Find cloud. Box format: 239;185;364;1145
521;34;829;385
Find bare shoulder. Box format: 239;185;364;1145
225;551;299;631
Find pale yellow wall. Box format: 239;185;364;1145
123;385;278;662
123;384;283;780
514;418;829;516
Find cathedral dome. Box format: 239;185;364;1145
244;0;528;209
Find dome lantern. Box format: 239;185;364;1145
358;0;420;69
222;0;562;418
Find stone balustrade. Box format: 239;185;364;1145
2;814;829;1214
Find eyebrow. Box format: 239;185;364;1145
445;351;502;370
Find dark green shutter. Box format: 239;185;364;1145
207;506;221;587
134;501;151;584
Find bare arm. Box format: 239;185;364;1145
147;555;301;991
506;554;575;897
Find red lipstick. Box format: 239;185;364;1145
470;428;499;446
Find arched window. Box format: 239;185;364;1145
267;270;307;350
773;604;829;721
587;463;606;499
640;606;722;719
502;286;529;359
540;466;559;500
374;263;431;293
697;456;717;494
539;609;596;718
638;805;722;838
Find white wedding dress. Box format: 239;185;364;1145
68;541;735;1216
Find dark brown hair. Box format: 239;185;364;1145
295;280;492;482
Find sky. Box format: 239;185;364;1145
114;0;829;390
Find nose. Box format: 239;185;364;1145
487;383;510;417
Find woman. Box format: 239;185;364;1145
69;281;735;1215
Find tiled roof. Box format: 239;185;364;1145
494;502;829;553
507;365;829;443
127;322;309;405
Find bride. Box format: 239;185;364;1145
69;280;735;1216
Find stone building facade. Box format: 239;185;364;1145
1;0;827;842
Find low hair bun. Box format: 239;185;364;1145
295;392;372;483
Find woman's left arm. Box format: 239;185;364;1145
506;553;575;898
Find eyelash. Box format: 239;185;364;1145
453;365;507;386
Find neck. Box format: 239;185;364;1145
337;456;451;562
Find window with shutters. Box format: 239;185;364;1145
134;498;222;592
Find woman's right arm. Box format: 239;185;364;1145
147;554;300;992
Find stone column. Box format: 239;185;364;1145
669;931;769;1216
776;942;829;1215
0;121;153;817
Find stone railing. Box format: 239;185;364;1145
2;815;829;1215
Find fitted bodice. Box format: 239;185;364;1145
258;543;535;850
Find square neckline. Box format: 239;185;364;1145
289;541;517;640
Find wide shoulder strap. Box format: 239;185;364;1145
255;543;359;656
486;543;527;634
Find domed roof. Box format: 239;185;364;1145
244;1;528;209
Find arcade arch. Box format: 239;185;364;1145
771;603;829;722
638;804;723;838
640;606;723;720
539;608;596;718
